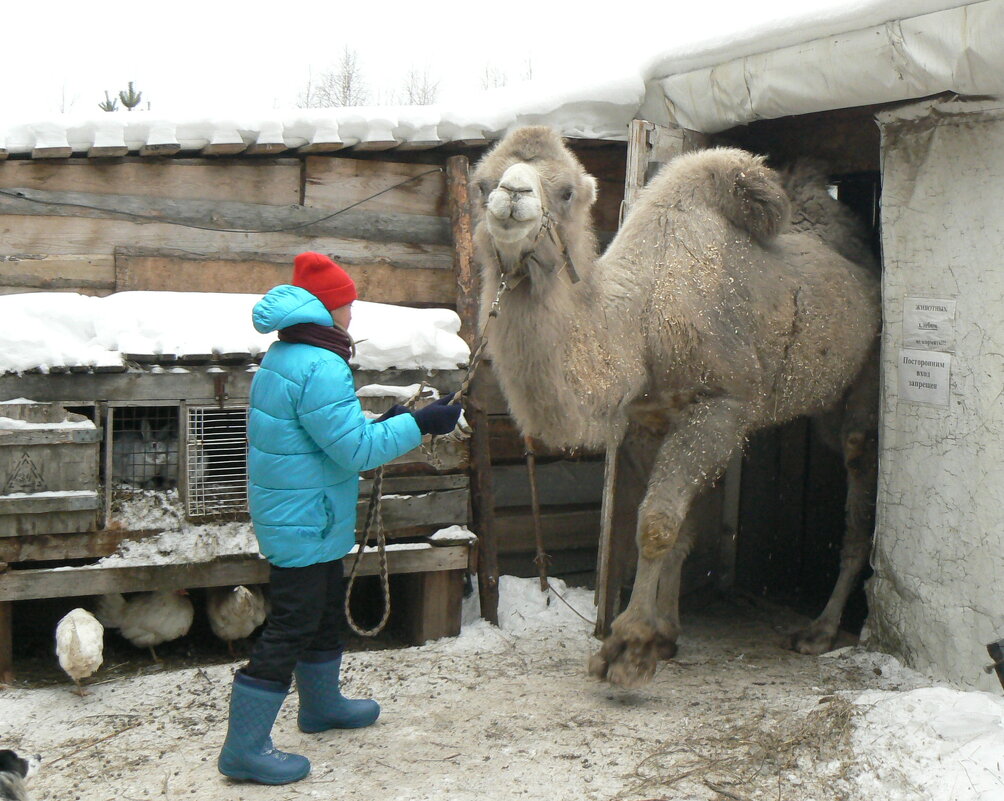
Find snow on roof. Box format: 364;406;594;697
0;291;470;375
1;1;1000;156
0;75;644;159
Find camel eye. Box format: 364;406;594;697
559;186;574;202
477;180;495;201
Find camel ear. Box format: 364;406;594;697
581;174;597;204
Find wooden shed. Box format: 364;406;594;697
0;111;628;679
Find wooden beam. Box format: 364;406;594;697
0;600;11;683
447;154;498;626
0;216;456;268
397;569;465;644
495;506;601;553
0;158;301;205
0;186;452;246
139;142;181;157
0;543;471;602
305;158;446;218
114;251;456;304
0;366;465;405
0;254;115;295
0;529;158;563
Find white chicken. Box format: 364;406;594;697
55;608;104;695
206;585;268;656
96;589;194;661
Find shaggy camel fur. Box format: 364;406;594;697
471;126;880;688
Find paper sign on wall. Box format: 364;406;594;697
898;349;951;406
903;297;956;351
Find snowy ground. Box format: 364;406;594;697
4;577;1004;801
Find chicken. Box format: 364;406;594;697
55;608;104;695
96;589;194;661
206;585;268;656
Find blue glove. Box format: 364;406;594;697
376;404;410;422
411;393;462;435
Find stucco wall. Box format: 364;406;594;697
866;99;1004;689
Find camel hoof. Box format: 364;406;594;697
588;615;677;688
607;647;658;689
790;623;838;655
587;652;610;680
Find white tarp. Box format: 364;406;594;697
652;0;1004;133
865;97;1004;690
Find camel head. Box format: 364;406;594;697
471;126;598;286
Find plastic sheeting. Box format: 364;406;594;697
654;0;1004;133
865;97;1004;689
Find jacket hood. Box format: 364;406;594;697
252;284;333;334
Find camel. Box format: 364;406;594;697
470;126;880;689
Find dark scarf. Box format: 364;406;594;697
278;323;354;364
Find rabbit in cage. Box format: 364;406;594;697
112;418;177;488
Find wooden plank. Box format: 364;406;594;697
0;428;102;446
396;568;464;644
487;415;576;463
139;143;182;157
0;529;158;563
492;460;604;507
305;157;446;218
358;488;468;532
0;254;115;294
0;544;471;601
0;493;99;516
0;215;455;269
0;158;301;205
448;154;499;626
360;473;468;496
0;509;98;538
0;367;466;405
114;251;456;305
574;145;627;237
0;600;11;683
495;506;601;554
0;187;452;246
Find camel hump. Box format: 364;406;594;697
668;147;791;243
779;158;877;269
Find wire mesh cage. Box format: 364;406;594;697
107;405;180;490
183;405;249;519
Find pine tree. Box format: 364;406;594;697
98;90;119;112
118;82;143;111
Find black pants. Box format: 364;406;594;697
244;559;346;686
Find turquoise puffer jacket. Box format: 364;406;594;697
247;285;422;567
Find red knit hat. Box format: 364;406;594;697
292;252;357;311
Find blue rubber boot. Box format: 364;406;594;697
218;671;311;785
295;650;380;733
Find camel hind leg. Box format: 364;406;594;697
589;397;747;688
791;345;879;654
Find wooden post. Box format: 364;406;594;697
447;154;499;626
399;569;466;644
0;598;12;683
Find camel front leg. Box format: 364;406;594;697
589;399;746;688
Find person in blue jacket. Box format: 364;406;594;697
218;251;463;786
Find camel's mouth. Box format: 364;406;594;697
485;207;541;244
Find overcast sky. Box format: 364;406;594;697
1;0;970;121
0;0;649;119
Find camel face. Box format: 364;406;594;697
485;163;545;245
